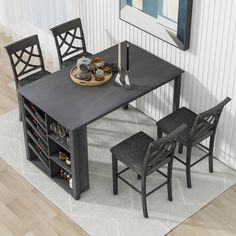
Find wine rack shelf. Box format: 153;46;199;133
24;103;46;131
28;142;49;168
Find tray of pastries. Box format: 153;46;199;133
70;56;113;86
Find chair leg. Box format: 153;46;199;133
178;143;183;153
17;92;23;121
157;127;163;139
167;160;173;201
112;155;118;195
141;175;148;218
123;104;129;110
209;135;215;173
137;174;141;180
186;146;192;188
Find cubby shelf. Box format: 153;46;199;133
48;134;70;153
51;154;72;174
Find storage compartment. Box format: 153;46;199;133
22;97;76;197
47;116;70;151
50;151;71;174
50;160;73;194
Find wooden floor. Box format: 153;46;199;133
0;159;88;236
0;33;236;236
0;34;17;115
0;33;88;236
168;185;236;236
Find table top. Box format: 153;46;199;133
19;41;183;130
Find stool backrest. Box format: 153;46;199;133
50;18;87;66
143;124;187;174
190;97;231;142
5;35;45;85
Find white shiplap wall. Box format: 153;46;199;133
75;0;236;169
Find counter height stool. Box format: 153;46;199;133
156;97;231;188
110;124;187;218
5;35;51;121
50;18;92;69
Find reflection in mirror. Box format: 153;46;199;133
120;0;193;50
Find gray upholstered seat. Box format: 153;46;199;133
156;107;197;146
111;131;154;173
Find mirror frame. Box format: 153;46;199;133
119;0;193;51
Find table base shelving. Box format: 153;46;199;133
21;97;89;199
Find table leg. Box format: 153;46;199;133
17;91;23;121
21;96;31;160
69;126;89;200
173;74;182;112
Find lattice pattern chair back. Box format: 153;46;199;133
143;124;187;174
190;97;231;142
5;35;45;85
50;18;87;65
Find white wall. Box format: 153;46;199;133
0;0;75;66
75;0;236;169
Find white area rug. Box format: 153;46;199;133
0;108;236;236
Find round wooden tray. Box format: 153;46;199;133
70;65;113;86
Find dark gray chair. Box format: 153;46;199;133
156;97;231;188
50;18;92;68
110;124;186;218
5;35;50;120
